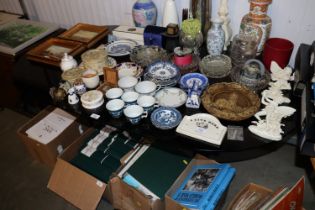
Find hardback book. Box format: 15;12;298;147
205;167;236;210
172;163;232;210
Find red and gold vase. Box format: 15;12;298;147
239;0;272;55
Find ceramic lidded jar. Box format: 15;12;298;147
60;53;77;72
239;0;272;55
132;0;157;28
206;18;225;56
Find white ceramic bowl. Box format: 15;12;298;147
118;76;139;91
105;87;124;100
135;81;157;95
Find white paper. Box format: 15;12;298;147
25;108;75;144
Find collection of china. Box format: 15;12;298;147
154;87;187;108
115;62;143;79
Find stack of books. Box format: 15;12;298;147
171;163;236;210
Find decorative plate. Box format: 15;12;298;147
115;62;143;78
145;61;180;80
176;113;227;146
130;45;168;67
201;82;261;121
155;87;187;108
150;107;182;130
199;54;232;78
179;73;209;91
106;40;137;56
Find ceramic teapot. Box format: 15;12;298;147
60;53;78;72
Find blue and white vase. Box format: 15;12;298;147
132;0;157;28
206;18;225;56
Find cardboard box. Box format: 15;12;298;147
112;25;144;45
48;128;111;210
109;176;164;210
16;106;86;169
165;156;229;210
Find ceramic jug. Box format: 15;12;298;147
60;53;77;72
132;0;157;28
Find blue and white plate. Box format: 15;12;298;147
150;107;182;130
179;73;209;91
145;61;180;80
106;40;137;56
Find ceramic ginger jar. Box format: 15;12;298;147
206;18;225;56
132;0;157;28
239;0;272;55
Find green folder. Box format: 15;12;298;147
126;146;191;199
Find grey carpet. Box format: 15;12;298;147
0;108;314;210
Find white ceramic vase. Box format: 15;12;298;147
162;0;179;27
60;53;77;72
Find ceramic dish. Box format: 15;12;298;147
143;73;180;87
115;62;143;78
79;56;117;75
179;73;209;94
155;87;187;108
80;90;104;107
201;82;261;121
145;61;180;80
130;45;168;67
199;54;232;78
106;39;137;57
150;107;182;130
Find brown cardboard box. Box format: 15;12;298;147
16;106;86;169
47;128;110;210
109;176;164;210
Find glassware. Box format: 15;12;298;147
230;34;258;67
179;30;203;55
199;54;232;78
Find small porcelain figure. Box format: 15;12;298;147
185;81;201;109
68;87;79;105
248;95;296;141
60;53;77;72
261;85;290;105
270;61;292;89
218;0;232;51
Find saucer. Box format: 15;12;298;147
179;73;209;92
155;87;187;108
106;40;137;56
150;107;182;130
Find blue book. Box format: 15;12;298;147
172;163;231;210
205;167;236;210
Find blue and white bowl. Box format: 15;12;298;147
150;107;182;130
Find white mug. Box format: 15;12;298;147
135;80;160;95
137;95;158;112
105;87;123;100
123;105;147;124
106;99;125;118
82;69;100;89
121;91;139;105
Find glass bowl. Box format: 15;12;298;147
130;45;168;68
199;54;232;78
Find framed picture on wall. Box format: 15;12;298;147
0;19;59;55
26;37;85;66
58;23;109;48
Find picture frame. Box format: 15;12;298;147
0;19;59;55
26;37;85;66
103;67;118;87
58;23;109;48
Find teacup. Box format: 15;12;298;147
105;99;125;118
121;91;139;106
118;76;139;92
134;81;160;95
137;95;159;112
105;87;123;100
82;69;100;89
123;105;148;124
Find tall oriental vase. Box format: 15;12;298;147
239;0;272;55
132;0;157;28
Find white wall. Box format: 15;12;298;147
1;0;314;66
